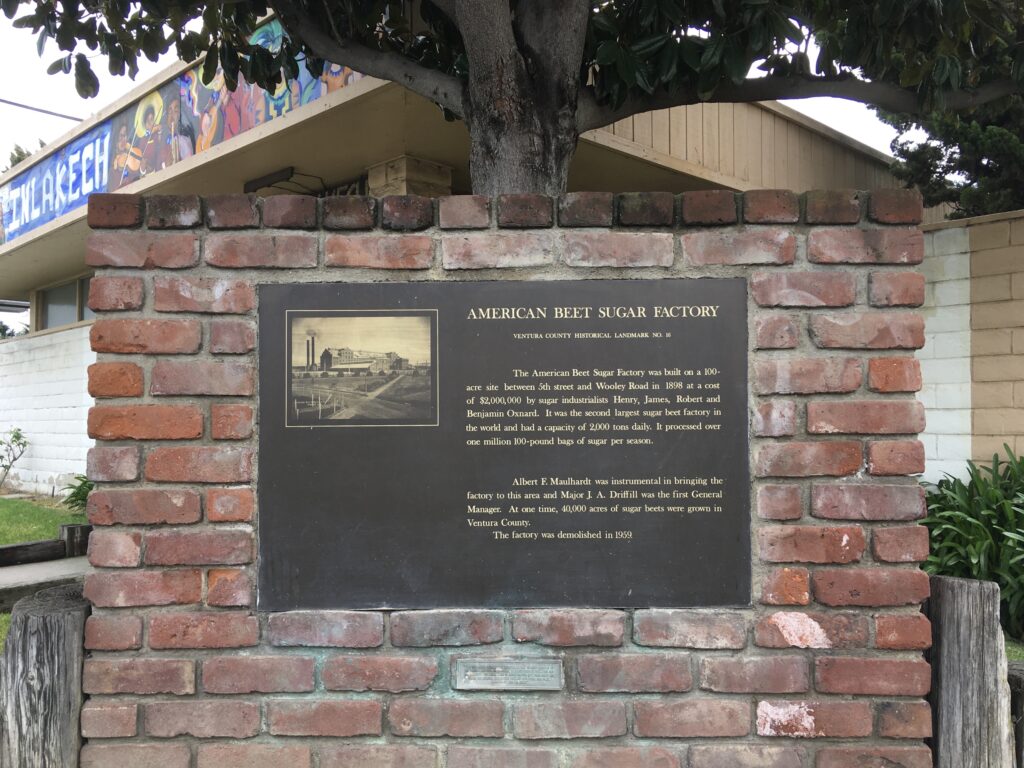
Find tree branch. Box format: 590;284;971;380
512;1;590;87
271;0;464;116
576;75;1022;133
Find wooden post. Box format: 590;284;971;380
1008;662;1024;767
927;575;1014;767
59;524;92;558
0;584;89;768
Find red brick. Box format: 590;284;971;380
683;229;796;265
389;698;504;737
321;745;440;768
744;190;799;223
756;315;799;349
84;570;201;607
263;194;317;228
812;483;925;521
815;747;931;768
88;404;202;440
88;362;144;398
149;611;259;649
150;359;253;396
812;312;925;350
816;656;930;695
87;530;142;567
876;612;932;649
558;192;614;227
870;189;924;224
86;232;196;268
759;525;865;564
91;318;201;354
325;234;433;269
205;232;317;267
498;194;553;227
577;653;692;692
868;357;922;393
323;655;438;692
690;745;802;768
449;746;557;768
382;195;433;230
751;272;856;307
757;485;802;520
210;319;256;353
207;568;252;606
205;194;259;228
87;193;143;227
322;196;376;229
211;404;253;439
754;358;862;394
144;529;252;565
202;655;315;693
513;609;624;646
878;700;932;738
570;747;682;768
813;568;930;606
681;190;737;224
85;614;143;650
756;441;862;478
619;191;675;225
700;655;809;693
146;446;253;483
870;272;925;307
80;702;138;738
805;190;861;224
144;700;260;737
88;276;144;311
633;700;750;737
808;401;925;435
81;744;190;768
755;700;872;737
868;440;925;475
87;488;201;526
754;400;797;437
146;195;201;228
197;744;312;768
761;567;810;605
808;228;923;264
207;487;254;522
563;232;673;267
268;699;382;736
154;276;255;313
439;195;490;228
755;611;868;649
873;525;929;562
391;609;502;646
83;658;194;694
268;610;384;647
513;701;627;739
633;609;746;648
441;232;557;269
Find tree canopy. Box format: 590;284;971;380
6;0;1024;194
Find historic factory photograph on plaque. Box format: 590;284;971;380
287;310;437;427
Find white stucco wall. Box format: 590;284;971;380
918;226;972;483
0;323;94;495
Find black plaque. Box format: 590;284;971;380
258;279;749;609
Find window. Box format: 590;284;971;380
38;277;93;330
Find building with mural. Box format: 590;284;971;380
0;18;904;493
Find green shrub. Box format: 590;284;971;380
61;474;93;513
923;446;1024;638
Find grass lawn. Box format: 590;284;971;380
0;614;8;650
1007;633;1024;662
0;496;87;547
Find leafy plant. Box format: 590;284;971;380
61;474;93;513
923;446;1024;638
0;428;28;490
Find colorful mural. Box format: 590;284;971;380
0;20;364;244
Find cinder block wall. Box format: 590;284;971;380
80;189;931;768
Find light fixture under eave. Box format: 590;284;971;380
243;166;296;194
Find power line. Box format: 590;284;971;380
0;97;82;122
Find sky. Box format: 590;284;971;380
291;316;432;367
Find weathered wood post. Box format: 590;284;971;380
927;575;1013;767
0;584;89;767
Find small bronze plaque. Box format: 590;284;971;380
453;658;563;691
